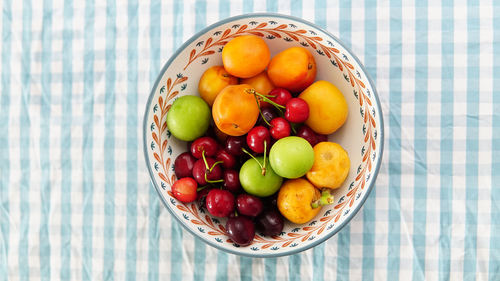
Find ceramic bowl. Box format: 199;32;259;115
143;13;384;257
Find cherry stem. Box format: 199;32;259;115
201;150;209;170
254;94;272;126
246;88;286;110
260;94;277;99
202;150;223;172
241;148;265;175
204;172;224;184
311;189;335;209
201;150;224;183
209;161;224;172
262;140;267;176
290;122;298;135
196;185;209;192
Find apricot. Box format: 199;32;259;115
198;66;238;106
212;84;259;136
277;178;321;224
240;71;275;95
298;80;348;135
222;35;270;78
267;47;316;93
306;142;350;189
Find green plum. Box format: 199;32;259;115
166;95;211;141
239;157;283;197
269;136;314;179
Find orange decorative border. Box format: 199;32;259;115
150;20;378;250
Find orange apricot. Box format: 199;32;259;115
198;66;238;106
212;84;260;136
277;178;321;224
240;71;275;95
267;47;316;93
298;80;348;135
306;142;350;189
222;35;271;78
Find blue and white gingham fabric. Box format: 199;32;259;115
1;0;499;280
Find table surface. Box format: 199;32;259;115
1;0;499;280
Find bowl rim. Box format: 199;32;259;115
142;12;385;258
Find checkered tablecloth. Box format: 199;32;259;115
1;0;499;280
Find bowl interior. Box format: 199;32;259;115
144;14;383;257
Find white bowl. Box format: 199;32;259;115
143;13;384;257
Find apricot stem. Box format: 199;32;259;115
311;189;335;209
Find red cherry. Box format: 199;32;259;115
269;88;292;107
296;125;318;147
246;126;271;154
269;117;291;140
226;216;255;246
206;189;235;217
236;194;264;217
225;136;246;156
174;152;197;179
171;177;198;203
223;169;241;192
215;149;236;169
190;137;219;159
285;98;309;123
255;209;284;236
257;107;279;127
192;158;222;185
316;133;328;143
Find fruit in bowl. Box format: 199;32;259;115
198;66;238;106
307;142;351;189
299;80;349;135
166;95;211;141
269;136;314;179
267;46;317;93
277;178;334;224
144;14;383;257
212;84;260;136
239;156;283;197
